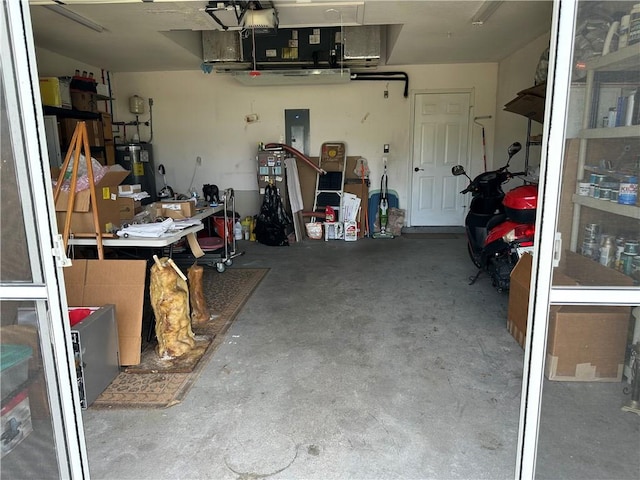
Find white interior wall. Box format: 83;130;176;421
106;64;498;219
36;37;549;221
35;46;102;81
495;32;551;186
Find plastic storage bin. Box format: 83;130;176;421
0;345;32;400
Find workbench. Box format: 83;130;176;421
67;206;222;248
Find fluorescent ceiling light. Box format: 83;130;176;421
471;1;504;26
44;5;105;33
231;68;351;86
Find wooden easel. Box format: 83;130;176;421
52;121;105;260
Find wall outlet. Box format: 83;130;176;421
245;113;259;123
383;144;390;153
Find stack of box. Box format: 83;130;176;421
54;165;130;234
508;251;633;382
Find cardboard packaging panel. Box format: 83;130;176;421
55;166;130;234
507;251;632;381
64;259;147;365
298;155;368;237
503;83;546;123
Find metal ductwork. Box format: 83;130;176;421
202;25;380;84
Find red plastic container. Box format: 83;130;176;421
211;216;233;244
503;185;538;223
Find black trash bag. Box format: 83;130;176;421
254;184;293;246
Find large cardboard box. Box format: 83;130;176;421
70;91;98;113
546;306;630;381
64;259;147;365
59;118;103;148
55;166;130;234
508;251;632;381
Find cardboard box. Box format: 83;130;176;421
503;83;546;123
39;77;71;109
59;118;103;148
64;259;147;365
154;200;196;219
104;143;115;166
55;165;130;234
546;306;630;381
0;390;32;458
118;197;142;221
508;251;632;381
118;184;142;195
100;113;113;140
71;91;98;113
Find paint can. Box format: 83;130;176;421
622;252;635;276
578;182;591;195
632;256;640;281
624;241;639;255
584;223;600;241
582;240;600;261
619;176;638;205
628;3;640;45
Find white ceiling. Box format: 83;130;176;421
28;1;555;73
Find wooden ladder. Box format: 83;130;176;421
52;121;105;260
312;142;347;222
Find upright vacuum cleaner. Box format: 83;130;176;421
373;159;394;239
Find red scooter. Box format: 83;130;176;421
452;142;537;292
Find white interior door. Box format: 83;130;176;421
410;92;470;226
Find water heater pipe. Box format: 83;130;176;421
350;72;409;98
265;143;326;175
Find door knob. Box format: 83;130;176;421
414;167;424;172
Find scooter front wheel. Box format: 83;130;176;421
467;242;482;269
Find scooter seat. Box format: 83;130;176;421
486;213;508;231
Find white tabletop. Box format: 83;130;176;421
68;206;222;248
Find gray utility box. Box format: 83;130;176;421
71;305;119;408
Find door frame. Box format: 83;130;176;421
1;1;89;477
407;88;475;227
516;1;640;478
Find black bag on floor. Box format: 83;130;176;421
254;184;292;246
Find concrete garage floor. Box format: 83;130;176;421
82;235;639;479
